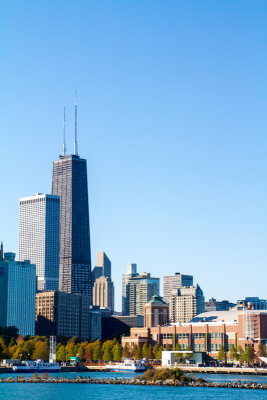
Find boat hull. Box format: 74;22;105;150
13;367;61;373
106;368;145;372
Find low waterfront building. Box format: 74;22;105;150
122;310;267;359
0;252;36;336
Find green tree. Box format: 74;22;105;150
32;340;49;361
56;345;67;362
147;345;154;360
112;343;122;361
65;342;77;359
153;343;159;359
229;344;237;361
142;343;148;358
175;342;182;362
103;345;113;361
156;345;163;360
258;343;266;357
243;345;254;365
85;344;94;362
122;345;131;359
93;341;102;361
132;345;142;360
76;344;85;361
237;346;244;363
217;345;226;363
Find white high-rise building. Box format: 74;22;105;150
93;276;114;311
19;193;60;291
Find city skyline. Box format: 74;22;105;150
1;1;267;311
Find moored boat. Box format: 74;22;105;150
105;359;146;372
12;359;61;373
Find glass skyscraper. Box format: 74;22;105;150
52;154;92;301
19;193;60;291
0;252;36;336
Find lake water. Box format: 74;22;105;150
0;371;266;400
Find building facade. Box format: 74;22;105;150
52;154;92;300
122;264;138;315
205;298;236;312
144;295;169;328
237;297;267;310
19;193;60;291
124;273;160;317
122;310;267;360
163;273;193;303
0;252;36;336
96;251;111;279
93;276;114;311
35;291;90;339
169;284;205;323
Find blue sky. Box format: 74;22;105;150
1;1;267;310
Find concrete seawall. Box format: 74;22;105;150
175;366;267;375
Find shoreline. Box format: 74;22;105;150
0;376;266;390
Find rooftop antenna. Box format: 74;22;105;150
74;90;78;155
63;107;66;156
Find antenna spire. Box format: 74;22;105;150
63;107;66;156
74;90;78;155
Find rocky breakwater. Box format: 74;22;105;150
0;374;266;390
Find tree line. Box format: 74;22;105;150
0;326;265;363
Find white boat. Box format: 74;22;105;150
12;359;61;373
105;359;146;372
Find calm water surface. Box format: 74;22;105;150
0;383;266;400
1;370;267;383
0;371;267;399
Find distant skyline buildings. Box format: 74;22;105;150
97;251;111;279
163;272;194;303
19;193;60;291
93;276;114;312
169;284;205;323
122;265;160;316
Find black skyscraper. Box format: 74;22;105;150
52;154;92;302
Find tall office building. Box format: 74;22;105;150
92;251;112;285
93;276;114;311
163;273;193;303
35;291;90;339
52;131;92;299
19;193;60;291
96;251;111;279
169;284;205;323
0;252;36;336
124;270;160;317
122;263;138;315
